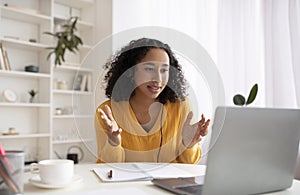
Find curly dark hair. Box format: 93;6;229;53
103;38;187;104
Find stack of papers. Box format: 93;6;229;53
92;163;199;182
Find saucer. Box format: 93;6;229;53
29;174;83;189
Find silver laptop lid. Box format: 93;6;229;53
202;106;300;195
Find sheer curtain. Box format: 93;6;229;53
217;0;300;177
217;0;300;178
214;0;299;108
289;0;300;108
217;0;266;106
263;0;298;108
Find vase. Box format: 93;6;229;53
29;97;34;103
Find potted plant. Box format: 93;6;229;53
28;89;38;103
233;83;258;106
44;16;83;66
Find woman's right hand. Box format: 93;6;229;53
98;105;122;146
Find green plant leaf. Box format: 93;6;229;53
233;94;246;106
28;90;38;97
43;32;56;36
246;83;258;105
44;16;83;65
71;17;78;29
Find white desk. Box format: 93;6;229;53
23;163;300;195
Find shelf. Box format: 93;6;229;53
53;114;93;119
0;102;50;108
53;89;93;95
55;0;95;9
52;138;93;144
0;0;98;163
54;16;93;30
0;6;51;25
0;70;50;79
0;37;50;51
53;65;93;73
0;133;50;139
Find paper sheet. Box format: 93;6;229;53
92;163;197;182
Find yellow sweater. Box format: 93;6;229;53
94;99;201;164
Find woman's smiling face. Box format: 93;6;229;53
133;48;170;100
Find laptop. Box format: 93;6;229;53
152;106;300;195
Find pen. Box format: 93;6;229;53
0;143;9;172
107;169;113;179
0;158;20;193
0;168;21;185
0;143;5;156
0;143;12;172
0;144;20;193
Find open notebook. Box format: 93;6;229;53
92;163;202;182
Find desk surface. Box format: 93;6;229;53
24;163;300;195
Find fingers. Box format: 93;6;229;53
98;107;114;132
194;114;210;139
199;119;210;136
183;113;210;148
199;114;205;124
104;105;114;121
98;106;121;146
112;128;122;135
184;111;194;126
98;108;109;123
197;114;209;127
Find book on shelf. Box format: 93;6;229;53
79;74;92;92
3;50;11;71
0;43;11;71
0;43;4;70
0;49;4;70
80;74;88;91
73;74;83;91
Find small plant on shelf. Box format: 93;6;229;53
28;89;38;103
44;16;83;66
233;83;258;106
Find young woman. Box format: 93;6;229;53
95;38;210;163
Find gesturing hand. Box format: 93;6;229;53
182;112;210;148
98;105;122;146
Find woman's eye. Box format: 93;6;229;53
145;67;154;71
161;69;169;73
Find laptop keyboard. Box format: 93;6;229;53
175;184;203;194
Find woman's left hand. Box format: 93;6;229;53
182;112;210;148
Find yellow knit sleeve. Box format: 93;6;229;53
173;142;202;164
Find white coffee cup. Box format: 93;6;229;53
30;159;74;185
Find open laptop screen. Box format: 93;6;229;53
152;107;300;195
